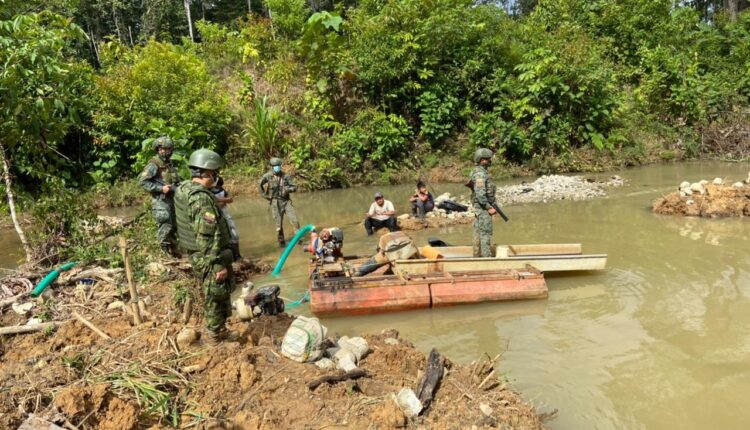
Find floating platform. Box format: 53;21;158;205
308;243;606;316
309;263;547;316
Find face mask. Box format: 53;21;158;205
273;165;282;173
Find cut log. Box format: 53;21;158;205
307;369;367;391
0;322;57;335
415;348;444;413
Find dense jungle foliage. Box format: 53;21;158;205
2;0;750;205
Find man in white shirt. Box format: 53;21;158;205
364;192;398;235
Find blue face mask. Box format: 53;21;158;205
273;165;282;173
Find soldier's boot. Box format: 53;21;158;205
160;243;172;256
206;327;241;346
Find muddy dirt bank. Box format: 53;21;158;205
652;175;750;217
0;261;548;430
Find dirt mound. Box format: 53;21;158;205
653;180;750;217
0;269;547;430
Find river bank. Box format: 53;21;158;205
0;259;547;430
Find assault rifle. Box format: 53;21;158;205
464;179;509;222
153;178;179;200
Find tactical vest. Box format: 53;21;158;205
174;181;231;253
470;166;496;207
264;172;289;200
149;156;178;184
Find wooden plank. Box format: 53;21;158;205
498;243;582;257
429;243;583;258
394;254;608;275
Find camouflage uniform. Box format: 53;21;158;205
174;180;234;333
139;156;180;251
470;165;497;257
258;171;300;244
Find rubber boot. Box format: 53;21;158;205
277;228;286;248
206;327;241;346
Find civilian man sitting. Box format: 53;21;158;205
364;192;397;235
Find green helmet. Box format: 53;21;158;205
153;136;174;150
473;148;493;164
269;157;283;167
188;148;223;171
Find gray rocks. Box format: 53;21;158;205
495;174;625;205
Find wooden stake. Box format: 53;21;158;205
0;322;56;336
73;311;111;340
182;297;193;324
119;237;143;325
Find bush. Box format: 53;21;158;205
332;109;413;171
91;40;232;182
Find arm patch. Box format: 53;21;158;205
202;212;216;224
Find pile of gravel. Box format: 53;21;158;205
496;175;625;205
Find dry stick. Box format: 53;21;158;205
477;369;496;390
119;237;143;325
0;322;57;335
448;379;475;401
72;311;111;340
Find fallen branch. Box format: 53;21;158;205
0;292;28;309
0;322;57;335
72;311;111;340
308;369;368;391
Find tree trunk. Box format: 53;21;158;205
247;0;252;15
0;143;33;263
184;0;194;42
726;0;739;20
111;1;122;41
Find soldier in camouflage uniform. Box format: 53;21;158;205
258;158;300;247
469;148;498;258
139;136;181;256
174;149;237;344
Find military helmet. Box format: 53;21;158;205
188;148;224;171
473;148;493;164
153;136;174;150
269;157;283;167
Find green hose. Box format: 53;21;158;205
31;261;78;297
272;224;315;276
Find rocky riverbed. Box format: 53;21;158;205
397;174;625;230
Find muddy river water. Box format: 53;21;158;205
2;161;750;429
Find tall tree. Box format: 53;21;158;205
0;12;91;263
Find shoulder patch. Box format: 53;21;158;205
202;212;216;224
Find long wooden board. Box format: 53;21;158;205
393;254;607;275
429;243;584;258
